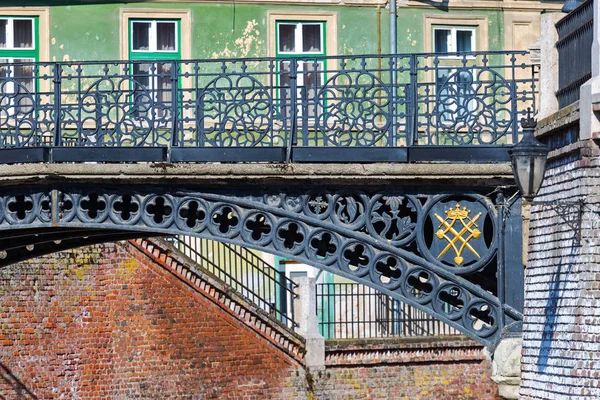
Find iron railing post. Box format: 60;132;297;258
170;61;179;155
496;192;506;326
510;56;520;143
409;54;418;146
300;86;308;143
389;56;397;147
52;63;62;150
286;59;298;163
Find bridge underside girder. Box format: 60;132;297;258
0;178;524;349
0;227;156;267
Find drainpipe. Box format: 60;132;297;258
389;0;397;145
389;0;397;55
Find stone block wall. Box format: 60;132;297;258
520;111;600;399
0;240;501;399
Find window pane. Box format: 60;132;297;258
132;63;151;118
302;62;322;87
13;59;35;114
132;22;150;51
13;19;33;48
278;24;296;53
303;62;322;118
0;58;8;79
279;61;291;118
157;63;172;108
456;30;473;52
0;20;7;48
436;69;451;88
133;63;151;88
302;24;321;53
434;30;450;53
157;22;176;51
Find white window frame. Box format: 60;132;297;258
0;17;35;50
433;26;476;57
0;17;37;121
130;19;178;53
276;22;324;56
276;21;326;120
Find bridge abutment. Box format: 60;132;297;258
492;336;522;399
295;277;326;371
520;5;600;397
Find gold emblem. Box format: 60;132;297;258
434;204;482;265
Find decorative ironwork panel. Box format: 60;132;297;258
59;62;172;147
312;58;393;147
178;59;286;147
413;53;537;146
0;184;521;348
0;62;55;148
0;51;537;161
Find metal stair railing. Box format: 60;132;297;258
316;282;459;339
165;236;298;330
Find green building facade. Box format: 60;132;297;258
1;0;559;65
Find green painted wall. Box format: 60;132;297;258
45;2;504;62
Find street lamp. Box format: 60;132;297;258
508;111;550;203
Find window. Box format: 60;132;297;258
276;21;325;119
131;20;177;52
433;26;477;126
433;27;475;55
277;22;323;54
129;19;180;119
0;16;37;117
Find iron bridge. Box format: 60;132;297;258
0;50;535;349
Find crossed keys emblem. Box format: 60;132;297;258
434;204;482;266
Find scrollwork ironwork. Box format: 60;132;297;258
0;52;536;159
0;185;511;347
195;71;275;146
316;70;391;146
435;67;513;145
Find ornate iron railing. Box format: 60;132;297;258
316;282;458;339
165;236;298;329
0;51;536;163
556;0;593;108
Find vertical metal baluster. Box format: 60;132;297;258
389;56;397;147
286;59;298;163
510;55;519;143
170;61;179;158
195;62;204;147
52;63;62;154
409;54;418;146
497;192;506;327
330;283;334;338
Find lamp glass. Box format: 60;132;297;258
512;155;531;198
509;128;549;201
532;153;548;197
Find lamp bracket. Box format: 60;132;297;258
527;199;584;245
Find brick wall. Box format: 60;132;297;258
520;109;600;399
312;338;501;400
0;240;500;399
0;241;299;399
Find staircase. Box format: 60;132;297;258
129;237;305;364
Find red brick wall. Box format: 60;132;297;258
0;241;298;399
0;241;500;399
312;338;501;400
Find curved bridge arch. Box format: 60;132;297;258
0;184;523;349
